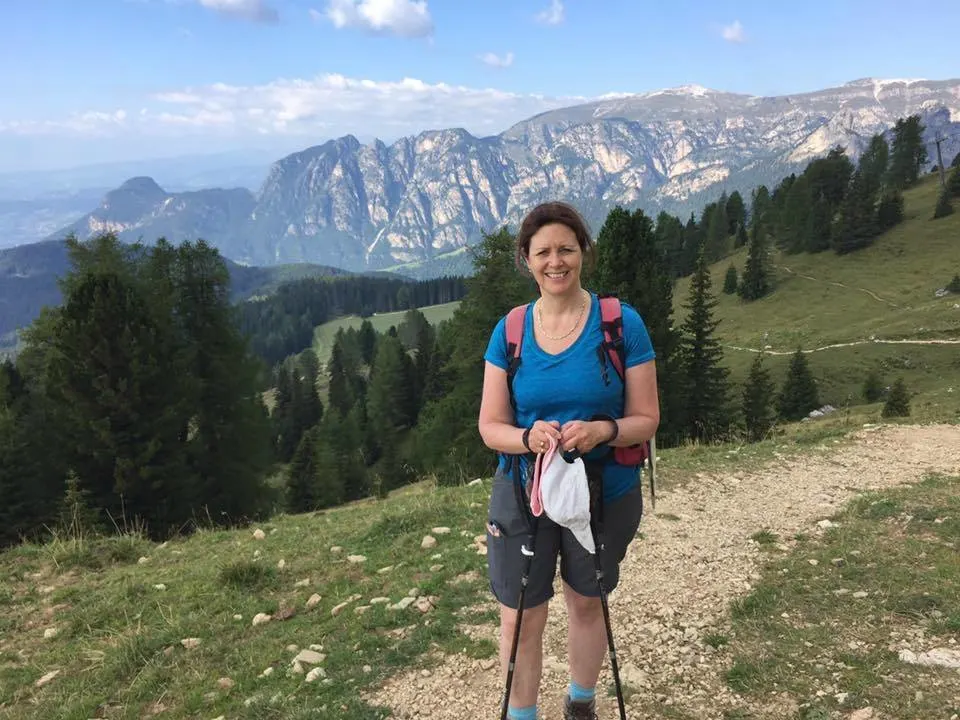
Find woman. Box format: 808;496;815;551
478;201;660;720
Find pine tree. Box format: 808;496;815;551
678;250;732;442
415;228;532;480
326;339;355;416
881;377;910;418
777;175;812;254
778;349;820;421
593;207;684;445
173;239;274;524
887;115;928;190
704;200;729;262
806;196;833;253
286;425;323;513
734;222;748;249
738;221;773;301
725;191;746;236
750;185;772;234
948;164;960;199
723;265;738;294
862;369;884;403
876;192;905;231
46;264;193;536
741;353;777;442
933;189;954;219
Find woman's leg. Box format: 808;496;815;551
486;472;562;716
562;582;606;688
498;599;551;709
558;483;644;708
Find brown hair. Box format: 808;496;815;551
514;201;595;274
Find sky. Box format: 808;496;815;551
2;0;958;173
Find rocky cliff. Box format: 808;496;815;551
51;78;960;276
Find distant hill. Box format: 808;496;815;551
0;237;357;350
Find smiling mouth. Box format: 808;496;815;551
545;271;569;279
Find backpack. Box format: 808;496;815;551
503;294;655;497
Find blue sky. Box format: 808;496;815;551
2;0;958;172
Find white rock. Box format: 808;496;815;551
293;649;326;665
252;613;272;626
421;535;437;549
346;554;366;564
431;527;451;534
253;529;266;540
35;669;60;687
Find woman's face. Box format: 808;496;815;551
525;222;583;297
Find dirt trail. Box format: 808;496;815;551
776;264;902;308
724;337;960;355
362;423;960;719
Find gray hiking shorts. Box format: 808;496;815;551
485;469;643;610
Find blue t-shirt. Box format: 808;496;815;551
483;292;656;501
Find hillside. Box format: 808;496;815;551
0;238;363;352
311;301;460;368
41;78;960;276
1;420;957;719
674;173;960;419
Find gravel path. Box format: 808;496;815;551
362;423;960;719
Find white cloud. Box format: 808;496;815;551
321;0;433;38
0;74;587;143
721;20;746;43
188;0;279;22
535;0;564;26
479;51;514;69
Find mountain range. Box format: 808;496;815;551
38;77;960;279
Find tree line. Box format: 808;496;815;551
236;271;466;366
0;114;953;548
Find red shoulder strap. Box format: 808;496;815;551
598;295;624;380
505;304;528;362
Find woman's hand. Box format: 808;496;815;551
559;419;614;455
527;420;561;453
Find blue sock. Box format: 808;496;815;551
568;680;595;703
507;705;537;720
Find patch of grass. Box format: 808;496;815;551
721;472;960;718
312;301;460;367
0;478;496;718
749;529;778;547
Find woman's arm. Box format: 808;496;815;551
478;360;560;455
606;358;659;447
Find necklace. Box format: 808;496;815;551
536;290;588;341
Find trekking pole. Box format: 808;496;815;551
499;523;538;720
590;521;627;720
648;436;657;512
500;459;539;720
586;462;627;720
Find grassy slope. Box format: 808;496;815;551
674;174;960;421
723;472;960;719
311;301;460;368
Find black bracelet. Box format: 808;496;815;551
591;414;619;444
521;427;532;452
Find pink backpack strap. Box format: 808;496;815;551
598;295;625;380
505;304;527;362
504;304;529;414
